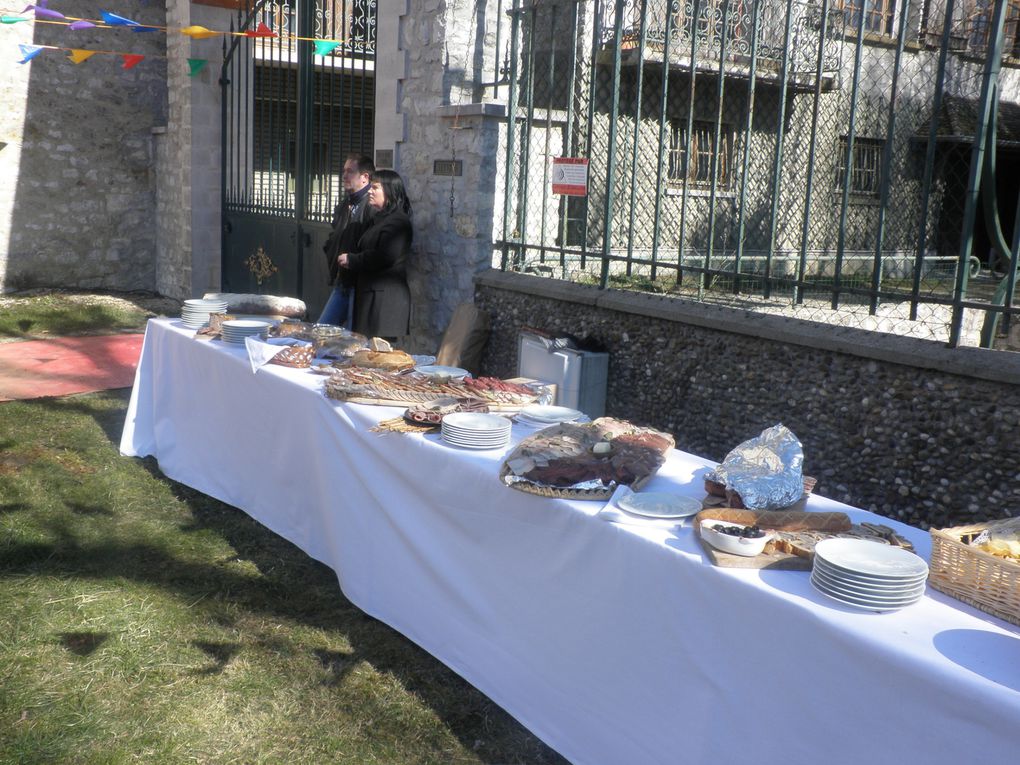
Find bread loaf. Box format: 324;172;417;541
694;508;851;533
350;349;414;371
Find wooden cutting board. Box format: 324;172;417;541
696;535;812;570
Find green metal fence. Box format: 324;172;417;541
495;0;1020;347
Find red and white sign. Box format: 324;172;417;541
551;157;589;196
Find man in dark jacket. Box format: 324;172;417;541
318;153;375;326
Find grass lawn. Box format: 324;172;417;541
0;386;565;760
0;291;178;340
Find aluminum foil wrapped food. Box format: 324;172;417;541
708;424;804;511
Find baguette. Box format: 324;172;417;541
694;508;851;533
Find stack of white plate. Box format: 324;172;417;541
517;404;585;427
180;298;228;328
810;538;928;612
220;319;272;344
441;412;512;450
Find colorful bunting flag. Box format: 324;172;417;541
186;58;207;77
22;3;64;20
121;53;144;69
68;20;97;30
313;40;340;56
181;25;220;40
67;48;96;64
100;10;157;32
2;15;31;23
244;22;277;38
17;43;43;63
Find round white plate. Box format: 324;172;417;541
416;365;470;379
441;434;509;450
813;538;929;580
519;404;585;423
617;492;703;519
811;569;925;600
810;576;923;611
221;319;272;330
813;558;928;587
442;412;510;431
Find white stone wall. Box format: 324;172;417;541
0;0;167;293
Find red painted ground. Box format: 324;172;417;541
0;334;144;402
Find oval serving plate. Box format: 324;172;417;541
617;492;703;519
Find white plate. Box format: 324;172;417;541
811;569;925;601
518;404;585;423
442;412;510;431
813;558;928;588
221;319;272;330
617;492;703;519
416;365;470;379
441;434;509;450
810;576;923;611
813;538;929;580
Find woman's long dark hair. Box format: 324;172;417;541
371;169;412;217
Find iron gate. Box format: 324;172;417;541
221;0;376;318
496;0;1020;347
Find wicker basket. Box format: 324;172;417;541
928;518;1020;627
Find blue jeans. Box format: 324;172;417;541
318;285;353;328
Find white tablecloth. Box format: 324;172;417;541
121;318;1020;765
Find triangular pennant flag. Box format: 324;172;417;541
68;20;96;30
244;22;277;38
68;49;97;64
187;58;207;77
100;10;139;25
23;4;64;20
121;53;144;69
181;25;220;40
100;10;157;31
17;43;44;64
2;15;31;23
313;40;340;56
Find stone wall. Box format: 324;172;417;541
0;0;167;293
475;269;1020;529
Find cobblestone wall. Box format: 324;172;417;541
0;0;167;293
475;269;1020;529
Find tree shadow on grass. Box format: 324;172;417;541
1;507;567;765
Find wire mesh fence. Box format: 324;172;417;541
494;0;1020;347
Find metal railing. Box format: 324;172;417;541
495;0;1020;348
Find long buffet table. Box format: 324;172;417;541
120;318;1020;765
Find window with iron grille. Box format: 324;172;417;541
834;0;895;35
835;136;884;197
965;0;1020;56
668;120;733;190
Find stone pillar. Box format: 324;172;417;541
157;0;228;300
395;0;507;352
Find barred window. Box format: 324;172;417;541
835;136;884;197
834;0;895;35
668;120;733;190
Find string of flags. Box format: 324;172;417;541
1;1;352;70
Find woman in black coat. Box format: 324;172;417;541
338;170;413;340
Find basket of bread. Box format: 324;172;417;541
928;517;1020;627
